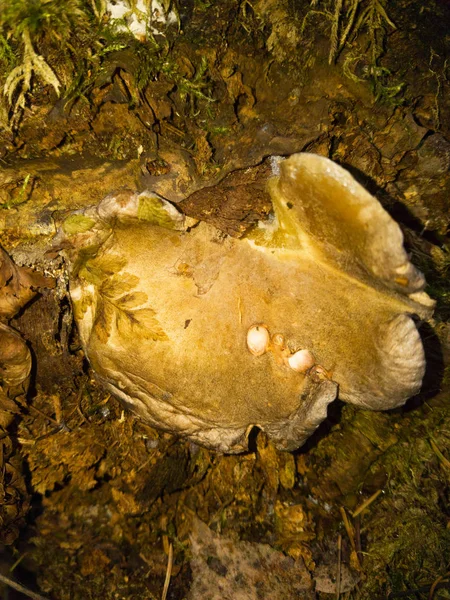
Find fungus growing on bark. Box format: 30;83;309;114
64;154;434;453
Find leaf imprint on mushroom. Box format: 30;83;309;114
77;251;168;343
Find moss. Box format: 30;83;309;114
0;0;92;121
360;418;450;595
0;0;213;134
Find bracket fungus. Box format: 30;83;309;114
63;153;434;453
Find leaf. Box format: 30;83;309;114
71;243;103;278
90;254;127;276
72;291;94;321
100;273;139;299
78;264;103;286
0;388;21;414
138;194;181;229
115;291;148;308
62;214;96;235
32;50;61;96
116;306;168;342
80;253;167;343
0;247;46;319
93;300;115;343
80;253;127;285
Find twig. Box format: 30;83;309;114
430;439;450;470
77;385;89;424
352;489;383;517
161;542;173;600
29;404;59;426
136;455;154;473
354;515;362;566
52;394;63;425
388;580;450;598
336;533;342;599
0;573;49;600
340;506;361;571
429;572;450;600
340;507;355;550
160;121;184;138
34;423;68;442
9;551;27;572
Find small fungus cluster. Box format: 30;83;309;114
246;324;316;374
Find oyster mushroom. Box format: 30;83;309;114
63;154;434;453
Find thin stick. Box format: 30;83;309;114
354;515;362;566
430;439;450;470
28;405;59;426
340;507;361;571
77;390;88;424
340;507;355;551
336;533;342;599
0;573;49;600
429;572;450;599
9;551;27;573
52;394;63;425
352;489;382;517
161;542;173;600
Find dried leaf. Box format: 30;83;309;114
80;253;127;285
100;273;139;298
138;194;182;229
94;300;115;343
0;388;21;414
116;306;168;341
19;267;55;290
72;290;94;321
115;291;148;308
0;323;31;387
63;214;96;235
71;243;103;278
0;247;53;319
0;410;16;429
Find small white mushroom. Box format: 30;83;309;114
287;349;315;373
246;324;270;357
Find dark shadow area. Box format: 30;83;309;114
341;161;446;246
0;550;47;600
246;425;261;454
386;581;450;599
400;320;445;413
294;399;345;457
0;483;46;599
